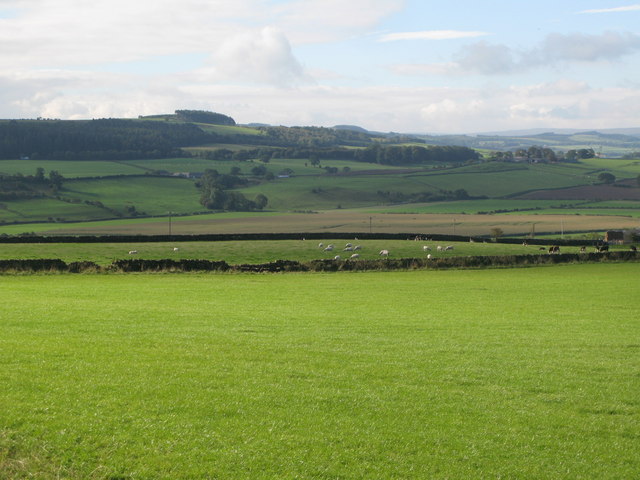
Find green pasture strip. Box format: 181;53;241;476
579;158;640;176
580;200;640;209
0;239;631;266
502;208;640;218
195;124;264;135
1;264;638;478
0;211;287;236
239;174;438;210
0;198;109;223
405;167;590;197
61;176;205;216
369;199;585;214
0;159;145;177
123;157;227;173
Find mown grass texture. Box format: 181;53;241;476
1;264;639;478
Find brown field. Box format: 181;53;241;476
33;211;640;237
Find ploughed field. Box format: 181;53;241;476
1;264;639;478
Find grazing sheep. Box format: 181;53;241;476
423;245;431;251
334;255;341;260
354;245;362;250
427;254;432;259
173;247;179;252
324;246;334;252
350;253;360;259
345;243;353;248
344;246;354;252
327;244;334;248
437;246;443;252
379;249;389;256
445;245;454;251
128;250;138;255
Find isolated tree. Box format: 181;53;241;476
597;172;615;184
254;194;268;210
490;227;504;240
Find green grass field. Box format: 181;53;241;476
1;264;639;478
0;239;633;266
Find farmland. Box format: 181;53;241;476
1;264;638;478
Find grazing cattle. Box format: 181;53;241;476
522;241;528;247
350;253;360;259
354;245;362;251
595;245;609;253
344;246;354;252
579;246;586;253
548;245;560;254
539;247;546;251
324;246;334;252
423;245;431;251
318;242;324;248
128;250;138;255
631;245;637;252
445;245;454;251
379;249;389;256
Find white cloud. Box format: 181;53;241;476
392;31;640;77
201;27;307;87
379;30;488;42
580;4;640;14
276;0;405;43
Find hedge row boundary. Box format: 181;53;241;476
1;251;637;274
0;232;607;247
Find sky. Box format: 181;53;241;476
1;0;640;133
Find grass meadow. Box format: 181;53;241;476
1;264;639;478
0;239;633;266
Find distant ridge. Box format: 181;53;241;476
475;127;640;137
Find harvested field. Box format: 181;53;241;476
16;211;640;237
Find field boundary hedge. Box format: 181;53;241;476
1;251;637;274
0;232;598;246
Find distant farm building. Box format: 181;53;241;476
605;231;624;244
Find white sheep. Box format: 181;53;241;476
334;255;341;260
324;245;334;252
345;243;353;248
445;245;454;251
354;245;362;250
423;245;431;251
350;253;360;259
379;249;389;256
344;246;354;252
437;246;443;251
173;247;179;252
427;254;432;259
318;242;324;248
128;250;138;255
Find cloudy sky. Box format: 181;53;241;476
1;0;639;133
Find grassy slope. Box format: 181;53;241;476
1;264;639;478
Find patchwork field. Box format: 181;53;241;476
1;264;638;478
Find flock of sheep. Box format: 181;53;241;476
317;242;455;260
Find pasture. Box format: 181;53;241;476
1;264;639;478
0;238;634;266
